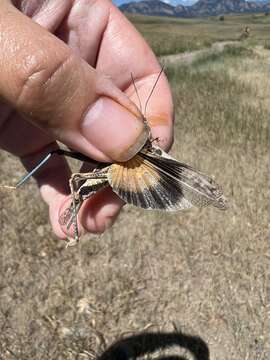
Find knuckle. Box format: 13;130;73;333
16;51;73;115
16;53;47;105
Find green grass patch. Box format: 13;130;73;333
191;45;254;67
144;33;212;56
128;13;270;55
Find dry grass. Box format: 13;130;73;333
1;17;270;360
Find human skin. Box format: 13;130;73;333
0;0;174;240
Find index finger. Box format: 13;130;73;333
97;5;174;150
56;1;174;150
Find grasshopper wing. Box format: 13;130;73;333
107;146;227;211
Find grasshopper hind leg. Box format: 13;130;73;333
59;171;109;247
65;174;85;247
58;173;85;247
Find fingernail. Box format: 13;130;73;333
81;97;149;161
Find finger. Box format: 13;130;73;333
0;1;148;162
17;141;72;238
80;187;124;233
126;72;174;151
18;0;72;33
57;187;124;238
96;5;174;151
54;0;174;150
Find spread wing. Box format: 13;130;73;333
107;146;227;211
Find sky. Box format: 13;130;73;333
113;0;197;6
113;0;266;6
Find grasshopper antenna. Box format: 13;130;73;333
144;66;164;118
131;72;142;113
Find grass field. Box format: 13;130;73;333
128;12;270;55
1;13;270;360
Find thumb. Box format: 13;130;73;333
0;2;148;162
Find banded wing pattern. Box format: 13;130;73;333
107;146;227;211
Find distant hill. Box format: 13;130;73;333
119;0;177;16
191;0;266;16
119;0;270;17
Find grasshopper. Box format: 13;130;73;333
1;70;228;246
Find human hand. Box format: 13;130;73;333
0;0;174;240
